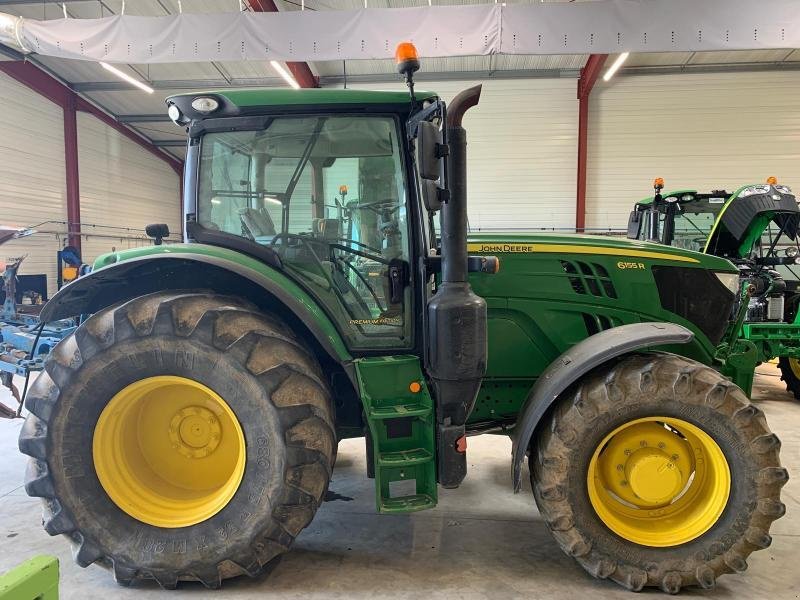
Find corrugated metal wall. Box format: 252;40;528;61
0;70;66;298
77;112;181;264
585;71;800;231
0;73;180;298
349;79;579;230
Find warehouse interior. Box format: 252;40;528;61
0;1;798;598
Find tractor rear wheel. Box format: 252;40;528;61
777;357;800;400
532;353;787;593
18;292;335;588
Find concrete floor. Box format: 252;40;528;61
0;364;798;599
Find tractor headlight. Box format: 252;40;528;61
167;104;183;124
776;185;793;194
740;185;771;197
714;272;740;295
785;246;799;258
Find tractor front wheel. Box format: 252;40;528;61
777;356;800;400
18;292;335;588
532;353;787;593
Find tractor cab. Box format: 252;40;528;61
628;179;800;262
185;107;417;348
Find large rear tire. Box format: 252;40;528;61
18;292;335;588
532;353;787;593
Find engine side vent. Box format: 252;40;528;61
581;312;622;336
560;260;618;299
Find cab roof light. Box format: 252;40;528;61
653;177;665;190
395;42;419;65
767;176;778;185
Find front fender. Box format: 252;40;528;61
510;322;694;492
40;250;350;363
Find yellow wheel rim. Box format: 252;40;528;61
93;376;246;528
587;417;730;547
789;358;800;380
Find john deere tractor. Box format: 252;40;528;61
628;179;800;398
19;48;786;594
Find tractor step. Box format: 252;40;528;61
369;404;431;419
377;448;433;467
355;355;437;514
380;493;437;513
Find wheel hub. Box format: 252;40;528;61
626;449;683;505
169;406;221;458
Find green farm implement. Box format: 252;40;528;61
628;178;800;397
18;47;786;593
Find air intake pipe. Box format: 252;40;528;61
427;85;487;488
0;14;30;54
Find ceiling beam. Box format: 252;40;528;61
247;0;318;88
117;114;173;123
73;77;285;92
152;140;187;147
63;59;800;95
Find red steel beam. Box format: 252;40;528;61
248;0;318;88
63;94;82;252
575;54;608;232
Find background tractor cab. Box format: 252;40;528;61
628;177;800;262
628;177;800;397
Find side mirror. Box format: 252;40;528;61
421;179;443;213
626;210;641;239
146;223;170;246
417;121;442;181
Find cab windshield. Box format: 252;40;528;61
196;115;413;350
671;202;723;252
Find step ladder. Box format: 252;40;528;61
355;355;437;513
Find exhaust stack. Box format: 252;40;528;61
427;85;487;488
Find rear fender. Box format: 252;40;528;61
40;253;351;365
510;322;694;492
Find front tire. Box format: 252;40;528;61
777;356;800;400
18;292;335;588
532;353;787;593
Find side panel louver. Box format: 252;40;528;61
560;260;618;299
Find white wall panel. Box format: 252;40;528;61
77;112;180;265
586;71;800;230
348;78;578;230
0;71;66;298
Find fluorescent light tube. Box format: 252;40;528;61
100;62;154;94
602;52;629;82
270;60;301;90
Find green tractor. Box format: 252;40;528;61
628;178;800;398
18;50;786;594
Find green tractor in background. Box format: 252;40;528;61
18;47;786;594
628;178;800;398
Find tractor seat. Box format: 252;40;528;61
239;208;276;238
